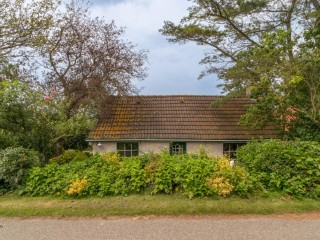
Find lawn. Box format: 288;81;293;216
1;192;320;218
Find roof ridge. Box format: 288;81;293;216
106;95;254;98
111;95;224;97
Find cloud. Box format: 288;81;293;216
92;0;189;35
93;0;130;5
91;0;222;95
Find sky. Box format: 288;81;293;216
90;0;222;95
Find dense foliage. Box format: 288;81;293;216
237;140;320;197
1;140;318;199
27;153;146;197
161;0;320;138
0;81;94;161
0;0;148;159
26;151;253;198
0;147;39;193
49;150;90;165
150;152;252;198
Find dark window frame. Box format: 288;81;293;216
170;142;186;155
223;142;246;159
117;142;139;157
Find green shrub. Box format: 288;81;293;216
152;153;179;194
26;163;69;196
26;154;147;197
133;152;160;167
0;147;39;191
0;179;10;194
237;140;320;197
49;150;87;164
178;156;216;198
118;159;147;194
152;152;252;198
26;151;253;198
144;158;162;184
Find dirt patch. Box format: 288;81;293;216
2;212;320;221
122;212;320;221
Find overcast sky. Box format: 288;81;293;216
91;0;222;95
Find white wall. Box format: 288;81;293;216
139;142;169;154
92;142;117;154
187;142;223;156
91;141;223;156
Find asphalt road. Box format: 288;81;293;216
0;216;320;240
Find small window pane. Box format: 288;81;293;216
131;151;139;156
170;142;186;155
223;143;246;159
131;142;139;150
117;143;125;150
117;142;139;157
230;143;238;151
125;143;131;150
223;144;229;151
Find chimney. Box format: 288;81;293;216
245;86;253;98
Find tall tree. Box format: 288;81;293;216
161;0;320;138
0;0;61;82
38;1;148;117
0;0;60;55
1;0;148;116
0;80;94;161
0;0;148;157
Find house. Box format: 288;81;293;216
87;95;278;157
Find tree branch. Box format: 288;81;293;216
210;1;262;47
285;0;297;62
311;0;320;27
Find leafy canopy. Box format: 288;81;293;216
0;80;95;161
0;0;148;157
161;0;320;139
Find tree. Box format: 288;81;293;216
0;0;148;158
0;147;39;191
0;80;94;161
38;1;148;117
1;0;148;117
0;0;61;83
161;0;320;138
0;0;60;55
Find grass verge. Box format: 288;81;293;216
0;192;319;218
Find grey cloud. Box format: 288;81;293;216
134;37;223;95
91;0;222;95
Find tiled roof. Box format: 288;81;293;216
88;95;278;140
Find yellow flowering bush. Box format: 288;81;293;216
205;157;247;197
206;176;234;197
66;177;88;196
216;157;232;171
101;152;121;162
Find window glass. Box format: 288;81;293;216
223;143;245;159
170;142;186;155
223;144;229;152
230;143;238;151
117;142;139;157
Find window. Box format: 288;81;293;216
170;142;186;155
117;142;139;157
223;143;245;159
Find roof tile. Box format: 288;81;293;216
88;96;278;140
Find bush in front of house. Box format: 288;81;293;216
49;149;89;164
25;151;254;198
151;152;253;198
237;140;320;197
26;153;146;197
0;147;39;193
